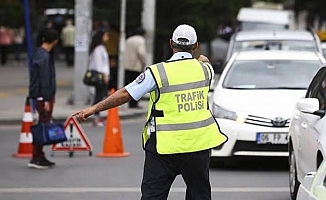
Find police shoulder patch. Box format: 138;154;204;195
135;72;145;84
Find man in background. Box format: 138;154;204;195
123;27;147;109
61;19;75;67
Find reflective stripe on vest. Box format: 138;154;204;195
157;62;211;94
156;117;215;131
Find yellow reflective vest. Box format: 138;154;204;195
142;58;228;154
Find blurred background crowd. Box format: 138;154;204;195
0;0;325;67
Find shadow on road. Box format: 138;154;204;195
210;156;289;172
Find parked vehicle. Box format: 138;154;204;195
296;160;326;200
209;50;325;167
236;8;293;31
226;29;323;61
288;65;326;199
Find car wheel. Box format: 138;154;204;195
289;148;300;200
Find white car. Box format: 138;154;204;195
226;30;323;61
289;66;326;199
210;50;325;166
296;160;326;200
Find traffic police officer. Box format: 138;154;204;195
73;24;228;200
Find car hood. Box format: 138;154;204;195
212;89;305;118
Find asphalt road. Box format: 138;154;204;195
0;117;291;200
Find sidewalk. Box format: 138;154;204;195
0;59;148;125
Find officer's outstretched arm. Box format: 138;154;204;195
72;88;132;121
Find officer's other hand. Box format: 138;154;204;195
104;76;109;85
72;107;95;121
197;55;210;63
44;101;50;111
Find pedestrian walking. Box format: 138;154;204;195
28;29;59;169
0;25;13;66
13;25;25;61
88;30;110;127
61;18;75;67
123;27;147;109
73;24;228;200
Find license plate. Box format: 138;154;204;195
256;132;288;144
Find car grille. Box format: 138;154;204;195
233;141;288;152
245;115;290;128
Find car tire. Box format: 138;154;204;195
289;147;300;200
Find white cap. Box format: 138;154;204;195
172;24;197;45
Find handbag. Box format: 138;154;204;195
31;122;67;145
83;69;105;87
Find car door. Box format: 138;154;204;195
296;68;324;176
300;68;326;174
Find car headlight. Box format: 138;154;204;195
212;103;248;123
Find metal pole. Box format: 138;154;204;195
22;0;33;73
72;0;93;105
141;0;156;66
117;0;127;90
23;0;36;112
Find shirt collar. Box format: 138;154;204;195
168;52;193;61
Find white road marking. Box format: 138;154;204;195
0;187;288;193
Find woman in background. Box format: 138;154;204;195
88;30;110;127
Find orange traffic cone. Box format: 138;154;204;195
13;97;33;158
97;89;130;158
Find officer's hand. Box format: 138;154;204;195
72;107;96;121
197;55;210;63
44;101;50;111
104;75;109;85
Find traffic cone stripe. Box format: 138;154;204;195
22;113;33;121
12;97;33;158
19;132;33;143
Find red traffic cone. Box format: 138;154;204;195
97;89;130;157
12;97;33;158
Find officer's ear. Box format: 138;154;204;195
192;42;199;51
169;39;174;49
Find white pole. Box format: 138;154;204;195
72;0;93;105
141;0;156;66
117;0;127;90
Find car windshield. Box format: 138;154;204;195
241;22;287;31
223;60;322;89
234;40;317;52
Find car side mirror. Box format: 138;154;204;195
297;98;325;118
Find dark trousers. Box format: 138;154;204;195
108;56;118;90
33;99;54;159
125;70;141;107
141;149;211;200
64;46;74;66
0;45;9;65
93;84;107;116
14;43;22;61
